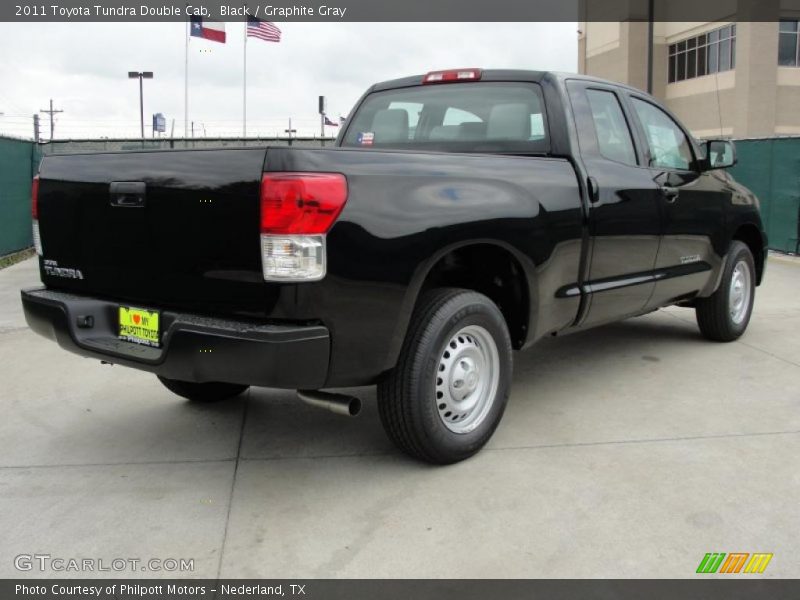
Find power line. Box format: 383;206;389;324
39;99;64;141
0;90;27;115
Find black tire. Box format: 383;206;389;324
157;376;248;403
695;241;756;342
378;288;513;464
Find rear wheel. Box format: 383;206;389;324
157;376;248;403
378;288;513;464
695;241;756;342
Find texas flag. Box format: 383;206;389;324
190;16;226;43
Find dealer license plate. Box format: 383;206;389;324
118;306;160;347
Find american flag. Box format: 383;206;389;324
247;16;281;42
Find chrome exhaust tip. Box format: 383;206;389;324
297;390;362;417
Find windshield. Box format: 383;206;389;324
341;82;549;154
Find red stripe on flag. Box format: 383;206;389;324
202;27;226;43
249;32;280;42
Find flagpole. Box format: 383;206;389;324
243;16;247;138
184;12;189;139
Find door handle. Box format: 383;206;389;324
660;186;680;203
587;176;600;204
110;181;146;208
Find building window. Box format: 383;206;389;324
779;21;800;66
668;25;736;83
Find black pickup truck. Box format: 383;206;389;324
22;69;766;464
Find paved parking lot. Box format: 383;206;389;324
1;256;798;578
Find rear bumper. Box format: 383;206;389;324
21;287;329;389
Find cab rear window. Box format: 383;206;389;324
341;82;549;154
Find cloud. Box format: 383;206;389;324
0;22;577;138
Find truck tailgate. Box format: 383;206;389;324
36;147;273;317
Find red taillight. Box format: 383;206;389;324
31;175;40;219
423;68;482;84
260;173;347;234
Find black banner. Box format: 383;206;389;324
4;0;800;22
3;579;800;600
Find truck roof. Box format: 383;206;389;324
370;69;648;97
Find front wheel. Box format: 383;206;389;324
157;376;249;403
378;288;513;464
695;240;756;342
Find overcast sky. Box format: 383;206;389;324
0;22;577;139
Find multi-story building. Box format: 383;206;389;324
579;19;800;137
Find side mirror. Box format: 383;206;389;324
704;139;736;170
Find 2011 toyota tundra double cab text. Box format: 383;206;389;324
22;69;767;464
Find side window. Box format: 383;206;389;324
630;98;694;170
585;89;637;165
442;107;481;126
530;113;545;140
437;107;483;141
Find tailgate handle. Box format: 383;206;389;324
110;182;146;208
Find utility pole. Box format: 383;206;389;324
39;99;63;141
33;114;40;143
284;118;296;138
128;71;153;140
318;95;326;145
284;118;297;147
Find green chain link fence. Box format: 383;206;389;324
0;136;40;256
728;137;800;254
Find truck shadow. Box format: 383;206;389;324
240;310;707;460
514;310;703;379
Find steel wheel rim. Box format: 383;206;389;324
729;260;752;325
435;325;500;434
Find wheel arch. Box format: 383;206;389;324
732;222;766;285
383;241;535;376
